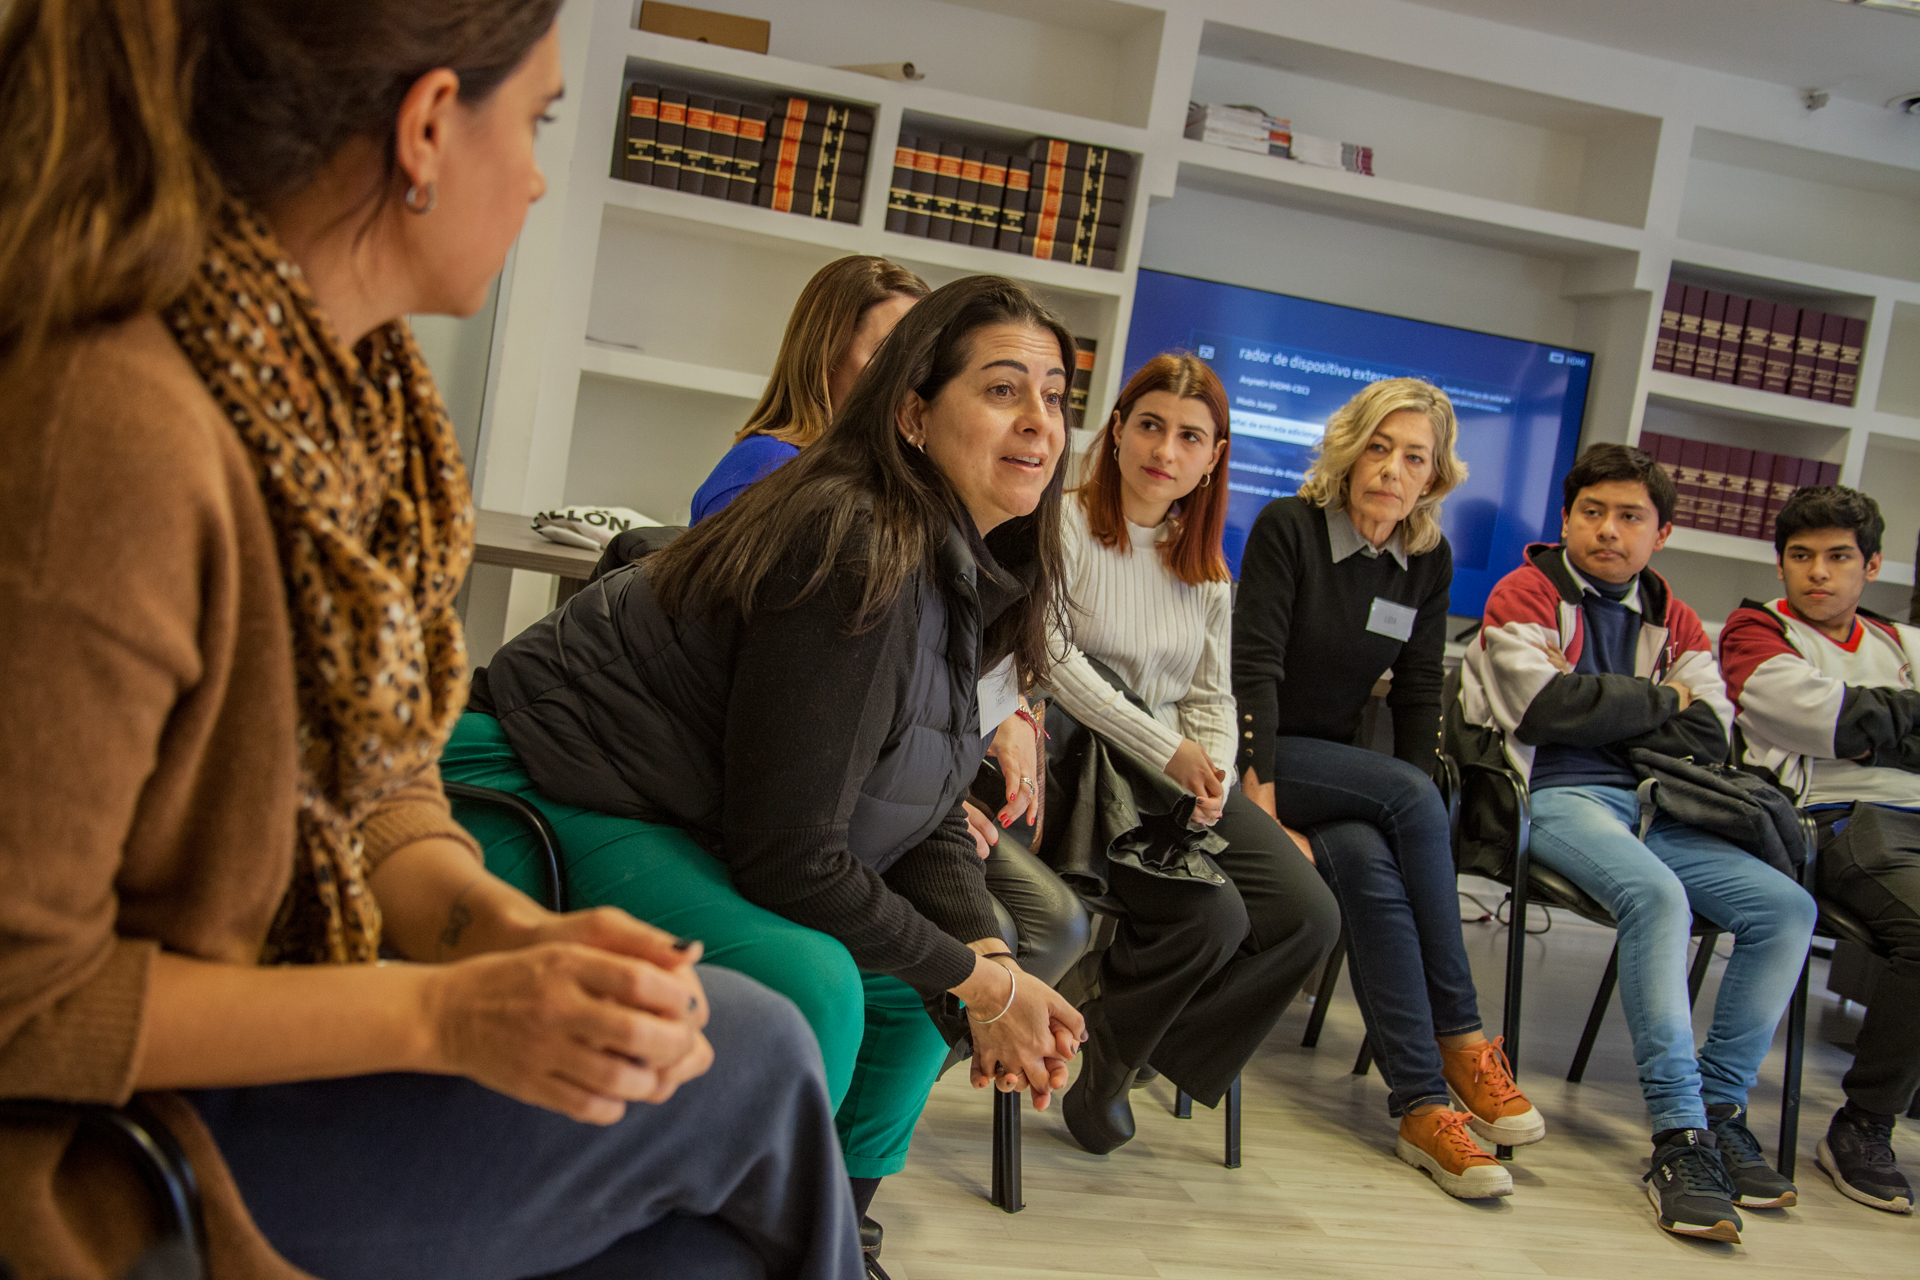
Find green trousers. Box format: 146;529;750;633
441;711;947;1178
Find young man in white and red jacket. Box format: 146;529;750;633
1460;444;1815;1243
1720;485;1919;1215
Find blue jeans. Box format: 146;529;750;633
1529;785;1816;1132
1271;737;1482;1116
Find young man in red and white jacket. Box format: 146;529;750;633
1460;444;1814;1243
1720;485;1919;1215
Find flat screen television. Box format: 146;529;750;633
1121;269;1594;620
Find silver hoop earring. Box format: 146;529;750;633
404;181;437;215
1201;471;1211;487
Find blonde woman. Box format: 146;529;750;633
690;254;927;523
1232;378;1545;1201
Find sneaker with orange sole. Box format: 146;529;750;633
1397;1108;1513;1199
1441;1036;1546;1147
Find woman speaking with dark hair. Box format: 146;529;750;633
1232;378;1543;1200
1037;354;1340;1153
449;274;1088;1234
691;254;928;523
0;2;856;1278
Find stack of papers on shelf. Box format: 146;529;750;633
1185;102;1292;157
1289;132;1374;176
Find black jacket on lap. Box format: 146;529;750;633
474;516;1034;995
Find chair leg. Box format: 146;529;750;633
1779;954;1809;1180
1568;942;1621;1084
1352;1035;1374;1077
1224;1075;1242;1169
1686;930;1720;1006
1173;1087;1192;1120
1301;930;1348;1049
990;1088;1023;1213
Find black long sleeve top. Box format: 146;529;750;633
1231;497;1452;781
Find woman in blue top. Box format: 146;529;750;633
690;255;928;523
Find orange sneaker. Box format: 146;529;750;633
1397;1108;1513;1199
1441;1036;1545;1147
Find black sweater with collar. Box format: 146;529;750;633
1230;496;1452;782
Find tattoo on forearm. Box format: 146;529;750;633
438;881;481;958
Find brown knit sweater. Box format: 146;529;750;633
0;316;475;1278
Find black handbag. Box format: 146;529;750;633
1627;748;1809;879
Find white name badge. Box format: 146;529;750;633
1366;597;1417;643
978;656;1022;737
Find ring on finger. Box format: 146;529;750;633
1019;776;1034;794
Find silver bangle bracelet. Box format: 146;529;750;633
966;957;1018;1024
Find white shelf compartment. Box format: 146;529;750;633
1642;370;1865;434
580;340;767;401
1660;531;1914;592
620;27;1156;149
1174;140;1642;262
1661;238;1920;310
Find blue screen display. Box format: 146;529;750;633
1122;269;1593;619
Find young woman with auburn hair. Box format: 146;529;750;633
690;254;929;523
1035;352;1340;1156
0;3;857;1277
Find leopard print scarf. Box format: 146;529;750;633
164;200;474;964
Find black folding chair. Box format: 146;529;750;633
444;780;569;912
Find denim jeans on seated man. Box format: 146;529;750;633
1527;786;1815;1132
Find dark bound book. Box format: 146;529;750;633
1674;437;1707;529
1698;443;1732;533
1736;300;1773;390
730;104;767;202
1815;460;1841;487
1761;453;1800;537
652;89;688;190
1741;452;1775;540
927;142;963;242
974;152;1009;249
1714;297;1745;383
622;83;660;184
1788;310;1823;398
954;147;986;244
997;159;1031;251
885;135;916;234
1653;281;1683;373
1719;447;1753;534
679;95;714;195
907;139;938;237
1697;291;1728;382
1835;317;1866;406
1811;312;1845;403
1764;305;1798;396
1674;286;1705;378
1069;336;1097;430
707;100;742;200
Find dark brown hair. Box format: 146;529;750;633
0;0;560;368
1077;352;1232;586
739;255;929;448
1775;485;1884;560
1564;442;1677;526
649;275;1075;687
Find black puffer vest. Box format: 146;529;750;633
480;523;1009;874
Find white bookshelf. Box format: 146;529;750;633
457;0;1920;658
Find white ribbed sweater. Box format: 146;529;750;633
1048;498;1237;777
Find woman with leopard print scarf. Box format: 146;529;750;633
0;4;858;1278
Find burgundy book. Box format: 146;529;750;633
1713;298;1745;383
1811;313;1845;403
1719;447;1753;534
1764;305;1799;396
1646;434;1685;515
1739;451;1774;540
1697;442;1732;532
1761;454;1800;536
1675;437;1708;529
1673;286;1705;378
1653;282;1683;373
1788;310;1823;399
1835;317;1867;407
1736;300;1773;390
1697;292;1728;382
1816;460;1841;487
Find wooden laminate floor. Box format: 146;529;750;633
877;887;1918;1278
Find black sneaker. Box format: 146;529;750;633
1707;1103;1797;1208
1644;1129;1743;1242
1817;1103;1914;1214
860;1215;883;1256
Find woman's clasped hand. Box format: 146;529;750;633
956;945;1086;1107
